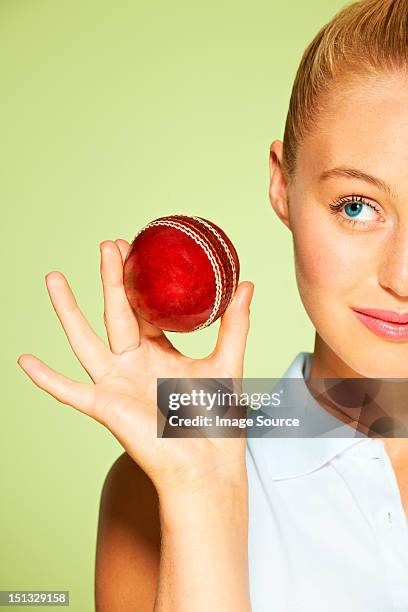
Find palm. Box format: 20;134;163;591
17;239;254;491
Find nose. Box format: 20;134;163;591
378;222;408;299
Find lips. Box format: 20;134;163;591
352;307;408;340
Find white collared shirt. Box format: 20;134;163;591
246;352;408;612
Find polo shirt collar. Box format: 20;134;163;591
247;352;368;481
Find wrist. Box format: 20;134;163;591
158;468;248;530
156;462;248;504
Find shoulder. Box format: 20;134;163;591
95;452;160;612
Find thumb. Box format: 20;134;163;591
211;281;255;374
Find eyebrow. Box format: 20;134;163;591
318;166;395;198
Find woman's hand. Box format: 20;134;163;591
17;239;254;496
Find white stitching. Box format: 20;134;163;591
190;216;237;306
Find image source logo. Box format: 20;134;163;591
157;377;408;438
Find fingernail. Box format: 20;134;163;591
242;283;254;304
235;288;248;308
45;271;61;286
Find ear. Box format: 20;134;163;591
269;140;291;230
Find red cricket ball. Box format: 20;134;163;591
123;214;240;332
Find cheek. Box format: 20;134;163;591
291;211;364;299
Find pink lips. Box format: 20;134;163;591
352;307;408;340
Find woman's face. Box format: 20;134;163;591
270;69;408;378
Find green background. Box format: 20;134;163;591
3;0;346;609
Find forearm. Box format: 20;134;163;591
154;471;251;612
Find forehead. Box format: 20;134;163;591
295;70;408;184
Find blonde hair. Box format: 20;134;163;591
282;0;408;181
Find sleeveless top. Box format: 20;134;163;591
246;352;408;612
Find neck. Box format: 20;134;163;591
306;334;408;442
309;334;365;379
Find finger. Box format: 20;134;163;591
114;238;131;263
114;238;166;340
211;282;255;375
17;353;97;418
100;240;141;354
45;271;112;382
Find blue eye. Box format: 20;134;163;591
329;195;382;227
344;202;363;217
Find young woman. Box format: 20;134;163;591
17;0;408;610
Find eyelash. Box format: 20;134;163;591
328;194;383;228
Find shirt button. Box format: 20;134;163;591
375;507;393;526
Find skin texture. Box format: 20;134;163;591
269;68;408;513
